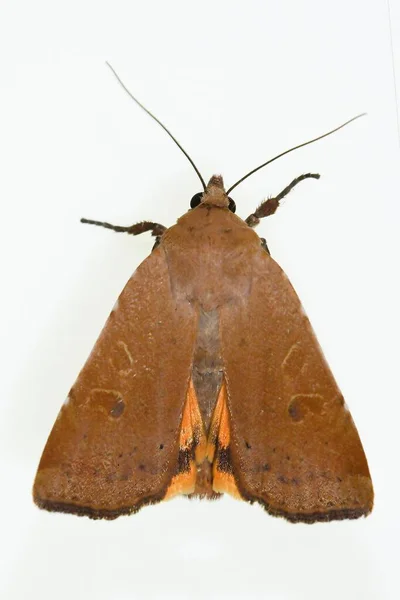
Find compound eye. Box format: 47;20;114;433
190;192;203;209
228;197;236;213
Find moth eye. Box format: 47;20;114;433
228;197;236;213
190;192;203;209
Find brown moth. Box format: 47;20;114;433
33;65;373;523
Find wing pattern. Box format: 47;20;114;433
220;250;373;522
33;247;198;518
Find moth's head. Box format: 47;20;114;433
190;175;236;213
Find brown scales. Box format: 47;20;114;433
33;175;374;523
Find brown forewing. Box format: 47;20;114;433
220;249;373;523
33;247;198;518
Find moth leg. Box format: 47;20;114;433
259;237;270;255
80;218;167;238
245;173;320;228
152;235;162;251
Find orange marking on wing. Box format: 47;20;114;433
179;378;193;451
187;378;207;464
215;383;230;448
212;469;242;499
164;379;206;500
164;461;197;500
206;384;224;463
207;382;242;499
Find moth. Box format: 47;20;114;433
33;64;373;523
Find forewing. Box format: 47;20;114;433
220;251;373;523
33;247;197;518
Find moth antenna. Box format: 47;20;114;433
105;61;206;191
226;113;366;194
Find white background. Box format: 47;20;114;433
1;1;399;599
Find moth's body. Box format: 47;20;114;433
165;182;261;496
33;176;373;522
167;184;258;415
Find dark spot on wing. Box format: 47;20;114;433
288;403;300;420
278;475;289;484
288;394;324;422
110;399;125;418
217;446;233;474
177;449;191;474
